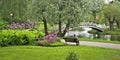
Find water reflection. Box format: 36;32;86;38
65;27;93;38
65;27;120;41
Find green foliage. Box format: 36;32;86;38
103;2;120;30
0;20;6;30
115;28;120;32
36;23;52;33
66;51;79;60
103;4;118;18
89;29;120;35
49;41;65;47
88;30;99;34
36;40;50;46
0;30;44;46
36;23;44;31
0;0;30;22
0;17;8;30
72;27;83;31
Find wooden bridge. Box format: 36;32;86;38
89;26;103;32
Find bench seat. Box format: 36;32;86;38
63;37;79;46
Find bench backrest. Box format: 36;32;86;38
63;37;78;42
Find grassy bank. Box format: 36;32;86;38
88;29;120;35
79;38;120;44
0;46;120;60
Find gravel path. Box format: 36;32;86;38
61;39;120;49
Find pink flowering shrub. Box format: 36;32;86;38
37;33;57;46
38;40;48;46
9;20;35;30
45;34;57;43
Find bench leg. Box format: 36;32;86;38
76;42;79;46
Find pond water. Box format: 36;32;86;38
65;26;120;41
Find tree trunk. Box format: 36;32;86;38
109;21;114;31
61;20;70;37
92;11;97;21
93;14;96;21
108;16;114;31
58;14;62;36
43;16;48;35
115;20;120;28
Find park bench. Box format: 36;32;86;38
63;37;79;46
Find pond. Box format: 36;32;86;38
65;26;120;41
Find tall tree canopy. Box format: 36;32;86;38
103;1;120;30
0;0;30;23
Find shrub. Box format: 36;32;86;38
9;20;35;30
37;40;50;46
0;20;7;30
0;30;45;46
88;30;98;34
37;33;57;46
66;51;79;60
49;42;65;47
45;34;57;43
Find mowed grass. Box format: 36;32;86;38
0;46;120;60
80;38;120;44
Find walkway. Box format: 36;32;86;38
80;41;120;49
61;39;120;49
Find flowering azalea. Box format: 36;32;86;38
9;20;35;30
45;33;57;43
37;33;57;46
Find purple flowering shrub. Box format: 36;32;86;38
37;40;49;46
45;34;57;43
9;20;35;30
37;33;57;46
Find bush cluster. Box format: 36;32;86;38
0;20;7;30
0;30;44;47
9;20;35;30
37;33;58;46
66;51;79;60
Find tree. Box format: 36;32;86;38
51;0;66;36
103;1;120;30
113;1;120;28
90;0;104;21
31;0;54;35
0;0;30;23
61;0;83;36
51;0;89;37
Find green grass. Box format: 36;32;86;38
88;29;120;35
0;46;120;60
80;38;120;44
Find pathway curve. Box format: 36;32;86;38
80;41;120;49
61;39;120;49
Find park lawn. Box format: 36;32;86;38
0;46;120;60
80;38;120;44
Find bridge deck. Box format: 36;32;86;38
89;26;103;32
